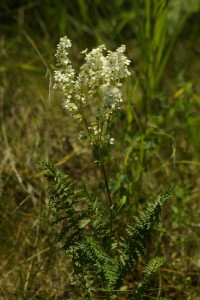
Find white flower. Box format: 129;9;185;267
110;138;115;144
54;36;131;147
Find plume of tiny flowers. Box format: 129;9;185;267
54;36;131;146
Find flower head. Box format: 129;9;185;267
54;36;131;146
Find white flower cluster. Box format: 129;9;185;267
54;36;131;146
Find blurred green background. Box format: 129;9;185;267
1;0;200;299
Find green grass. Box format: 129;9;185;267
1;0;200;299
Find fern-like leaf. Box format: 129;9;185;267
42;162;120;297
43;162;174;299
113;188;174;290
134;257;166;300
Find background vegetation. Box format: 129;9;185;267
0;0;200;299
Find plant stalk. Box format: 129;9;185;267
96;146;113;246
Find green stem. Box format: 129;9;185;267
100;152;112;208
96;146;113;246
